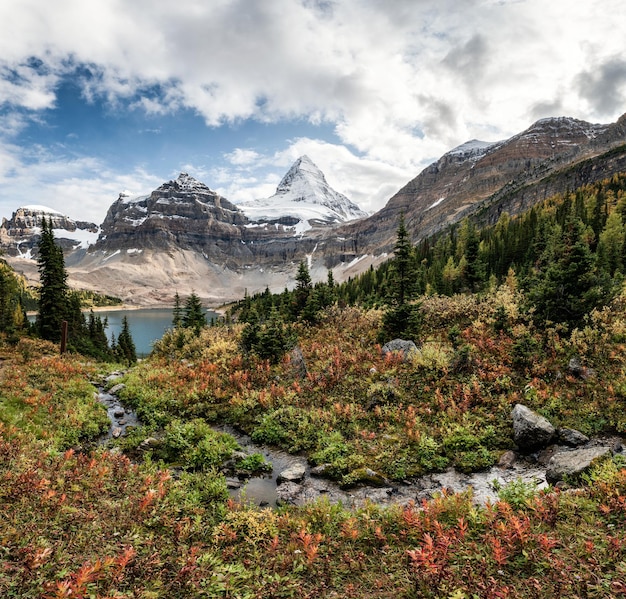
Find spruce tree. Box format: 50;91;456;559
172;291;183;328
380;214;421;341
115;316;137;365
183;291;206;333
389;213;414;306
36;218;70;343
292;260;312;318
528;214;611;326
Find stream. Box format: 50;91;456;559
96;377;551;509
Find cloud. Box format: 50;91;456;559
0;142;163;223
1;0;625;222
576;57;626;119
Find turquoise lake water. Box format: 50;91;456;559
30;307;220;356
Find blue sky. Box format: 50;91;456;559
1;0;625;224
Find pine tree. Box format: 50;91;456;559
380;214;421;341
597;211;625;276
292;260;312;318
389;213;414;306
115;316;137;365
183;291;206;333
36;218;70;343
172;291;183;328
0;261;27;338
528;214;611;326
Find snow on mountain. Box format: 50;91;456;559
238;156;367;234
0;205;99;258
446;139;497;158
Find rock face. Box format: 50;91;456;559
0;206;99;259
94;173;248;258
545;446;612;484
511;404;556;451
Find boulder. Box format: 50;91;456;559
545;446;612;484
277;463;307;484
381;339;418;361
511;404;555;451
108;383;126;395
137;437;161;452
557;427;589;447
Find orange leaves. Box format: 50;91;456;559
43;547;135;599
296;528;324;566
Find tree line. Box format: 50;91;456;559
230;173;626;345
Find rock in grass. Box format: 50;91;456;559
277;463;306;484
511;404;555;451
545;446;612;484
381;339;418;362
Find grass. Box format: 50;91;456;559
2;286;626;596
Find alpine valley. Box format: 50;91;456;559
3;113;626;306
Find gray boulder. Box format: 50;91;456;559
381;339;418;361
511;404;555;451
557;427;589;447
277;463;307;484
545;446;612;484
108;383;126;395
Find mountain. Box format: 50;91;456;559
0;205;99;259
238;155;367;233
4;113;626;306
330;113;626;258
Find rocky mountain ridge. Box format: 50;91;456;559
329;113;626;258
0;206;99;259
3;113;626;305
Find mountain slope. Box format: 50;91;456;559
329;113;626;259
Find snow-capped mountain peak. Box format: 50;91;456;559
239;156;366;234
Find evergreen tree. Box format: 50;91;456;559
115;316;137;365
389;213;414;306
597;211;625;276
0;261;27;338
292;260;312;318
528;214;611;326
172;291;183;328
183;291;206;333
36;218;70;343
380;215;421;341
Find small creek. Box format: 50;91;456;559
96;379;551;509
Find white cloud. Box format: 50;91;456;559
0;143;163;223
0;0;625;221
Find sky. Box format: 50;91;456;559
1;0;625;225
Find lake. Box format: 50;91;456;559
100;308;221;356
29;307;220;356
